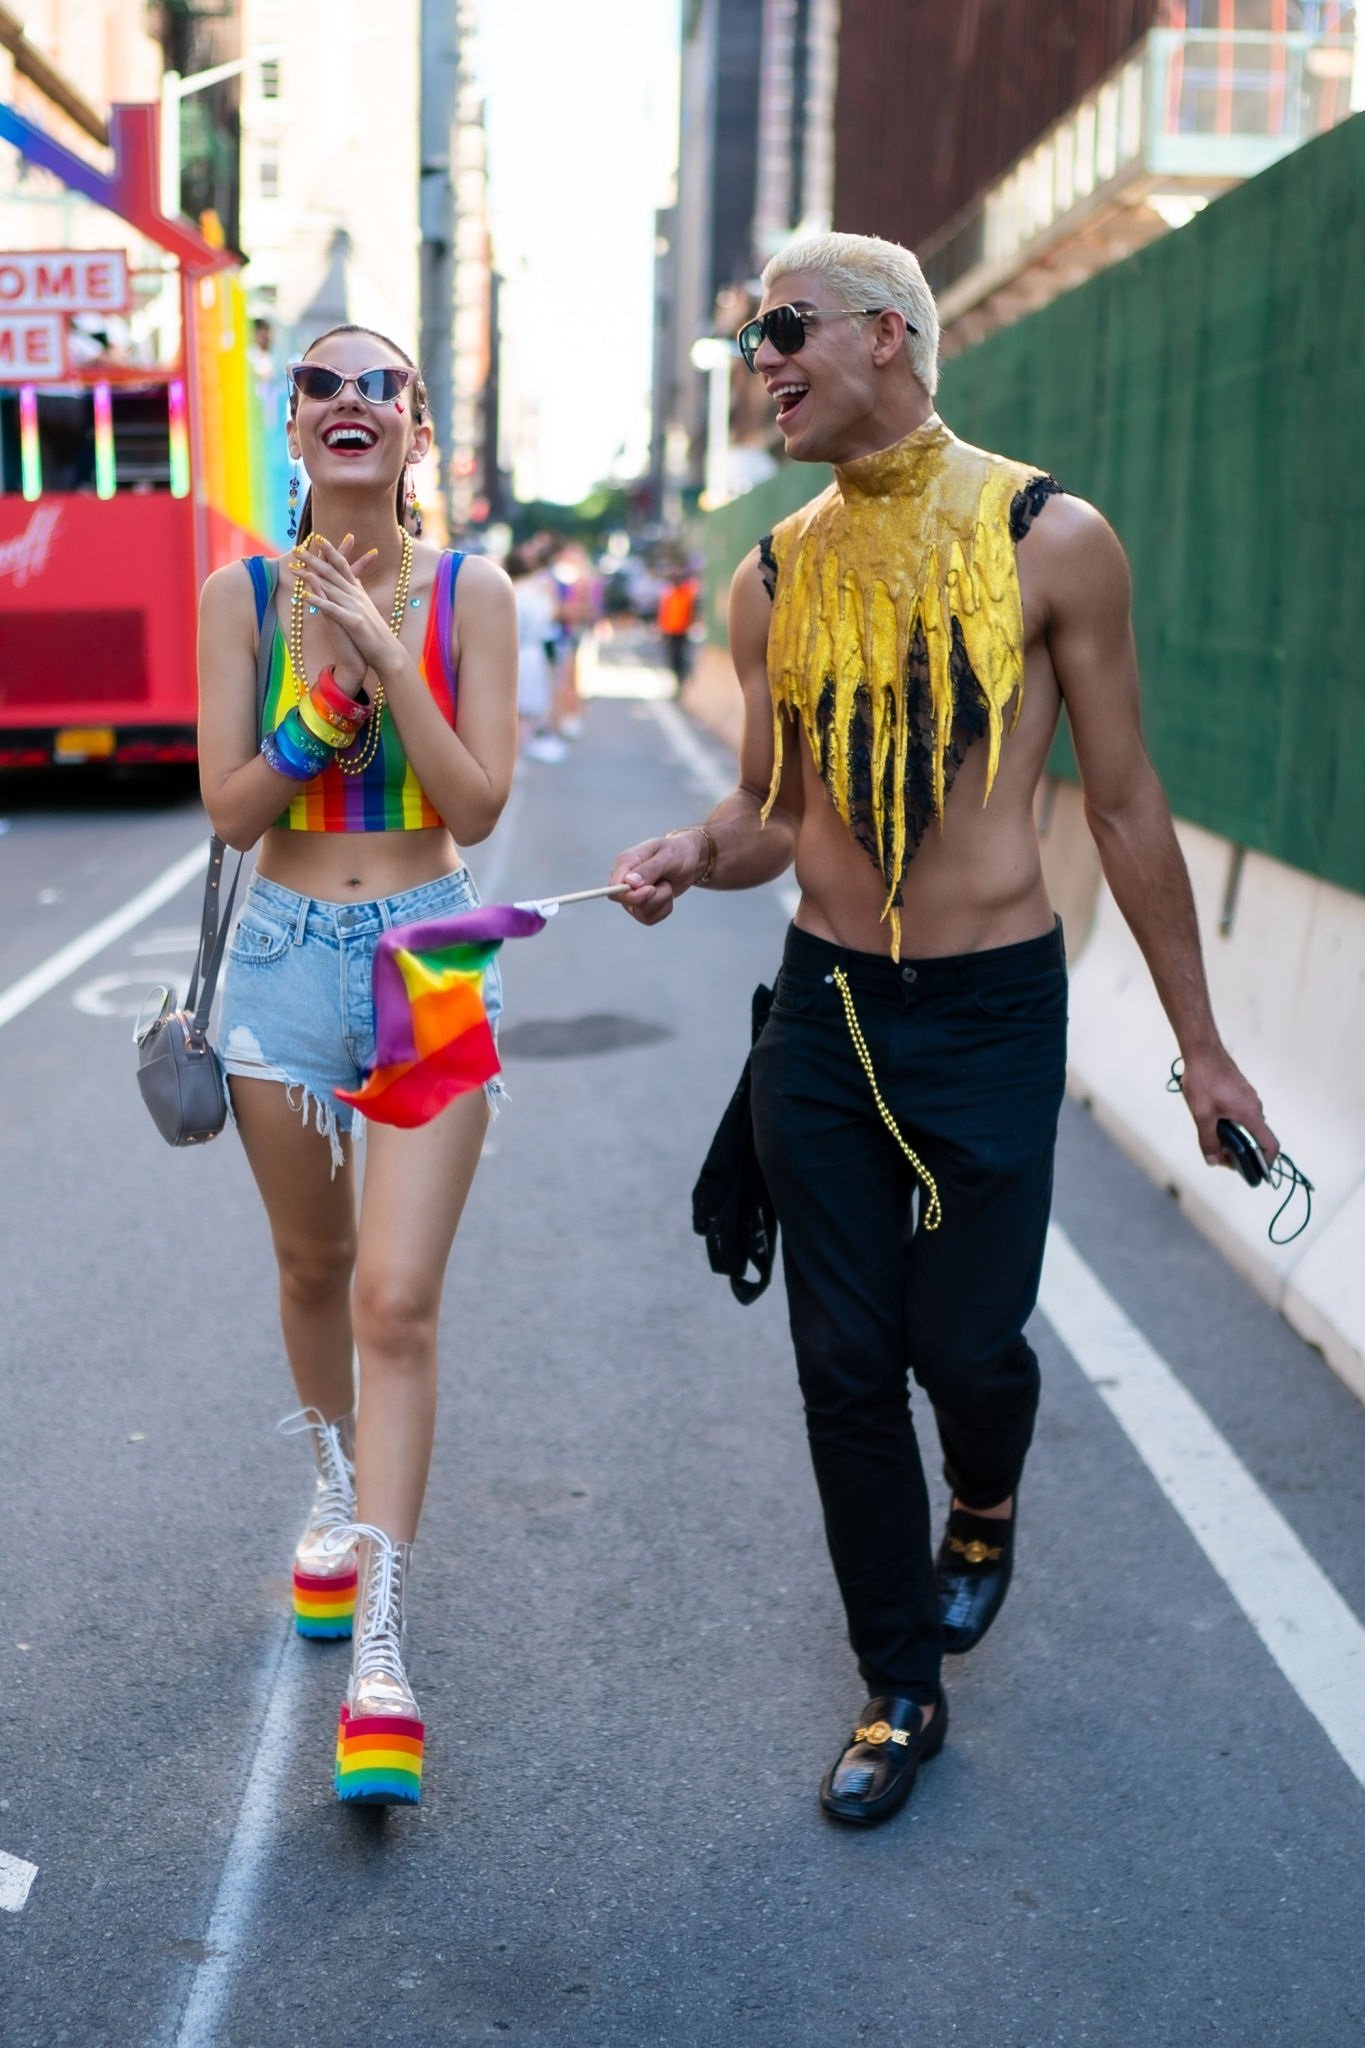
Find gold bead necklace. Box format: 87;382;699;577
288;531;415;775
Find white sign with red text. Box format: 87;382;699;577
0;251;130;315
0;316;66;380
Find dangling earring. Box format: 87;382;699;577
404;465;422;539
287;458;301;541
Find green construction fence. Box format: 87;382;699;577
700;112;1365;895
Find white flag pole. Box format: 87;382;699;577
516;884;632;913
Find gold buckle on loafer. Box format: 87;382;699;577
947;1535;1003;1565
854;1720;911;1747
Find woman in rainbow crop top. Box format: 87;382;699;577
197;323;518;1807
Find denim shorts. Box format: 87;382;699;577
216;867;504;1170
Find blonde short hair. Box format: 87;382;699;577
761;231;940;397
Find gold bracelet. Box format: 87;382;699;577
666;824;718;887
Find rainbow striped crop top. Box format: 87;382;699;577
260;550;463;831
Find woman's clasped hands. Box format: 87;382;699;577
291;532;398;692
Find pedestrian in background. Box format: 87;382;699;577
612;231;1276;1830
657;563;700;693
507;541;567;763
550;539;599;739
196;322;518;1807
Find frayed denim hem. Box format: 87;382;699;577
221;1025;352;1177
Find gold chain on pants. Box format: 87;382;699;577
831;966;943;1232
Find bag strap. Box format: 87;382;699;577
184;835;243;1039
180;554;278;1038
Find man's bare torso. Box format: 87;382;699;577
781;512;1064;959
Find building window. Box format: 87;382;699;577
259;142;280;201
261;58;281;100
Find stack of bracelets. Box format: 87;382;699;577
261;666;370;780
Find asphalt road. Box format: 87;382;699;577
2;683;1362;2048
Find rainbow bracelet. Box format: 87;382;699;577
261;726;318;782
309;686;367;737
261;710;331;781
314;667;371;727
280;705;335;766
296;690;356;749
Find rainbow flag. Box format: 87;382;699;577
336;902;548;1127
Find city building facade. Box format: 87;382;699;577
833;0;1360;354
651;0;838;511
235;0;495;537
658;0;1359;517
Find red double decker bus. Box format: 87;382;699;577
0;106;284;770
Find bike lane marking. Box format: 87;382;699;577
0;842;208;1032
1041;1224;1365;1787
648;690;1365;1789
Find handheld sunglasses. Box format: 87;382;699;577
287;362;415;405
736;303;912;372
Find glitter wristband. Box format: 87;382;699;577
264;721;321;780
313;666;371;727
261;726;318;782
309;682;368;736
280;705;335;767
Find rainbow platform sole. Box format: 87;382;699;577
293;1563;358;1639
335;1704;424;1805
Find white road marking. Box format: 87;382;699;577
653;694;1365;1785
168;1625;304;2048
131;927;200;957
0;1850;38;1913
1041;1224;1365;1788
0;842;207;1032
647;697;731;798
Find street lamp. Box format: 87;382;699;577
160;52;278;219
690;335;737;508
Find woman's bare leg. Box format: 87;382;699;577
351;1088;489;1539
230;1077;358;1422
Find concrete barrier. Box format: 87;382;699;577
681;652;1365;1400
1042;783;1365;1401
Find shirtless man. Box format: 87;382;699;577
610;231;1275;1829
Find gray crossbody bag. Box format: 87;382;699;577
133;559;278;1145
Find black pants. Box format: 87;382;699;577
750;919;1068;1702
662;631;691;688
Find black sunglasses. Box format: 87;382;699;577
287;362;415;405
736;303;912;371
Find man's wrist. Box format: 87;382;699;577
1178;1032;1226;1065
665;823;718;887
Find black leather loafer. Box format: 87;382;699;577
936;1501;1016;1653
819;1690;948;1828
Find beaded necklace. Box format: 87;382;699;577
288;531;415;775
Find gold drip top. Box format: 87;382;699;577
761;421;1052;958
831;414;949;499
